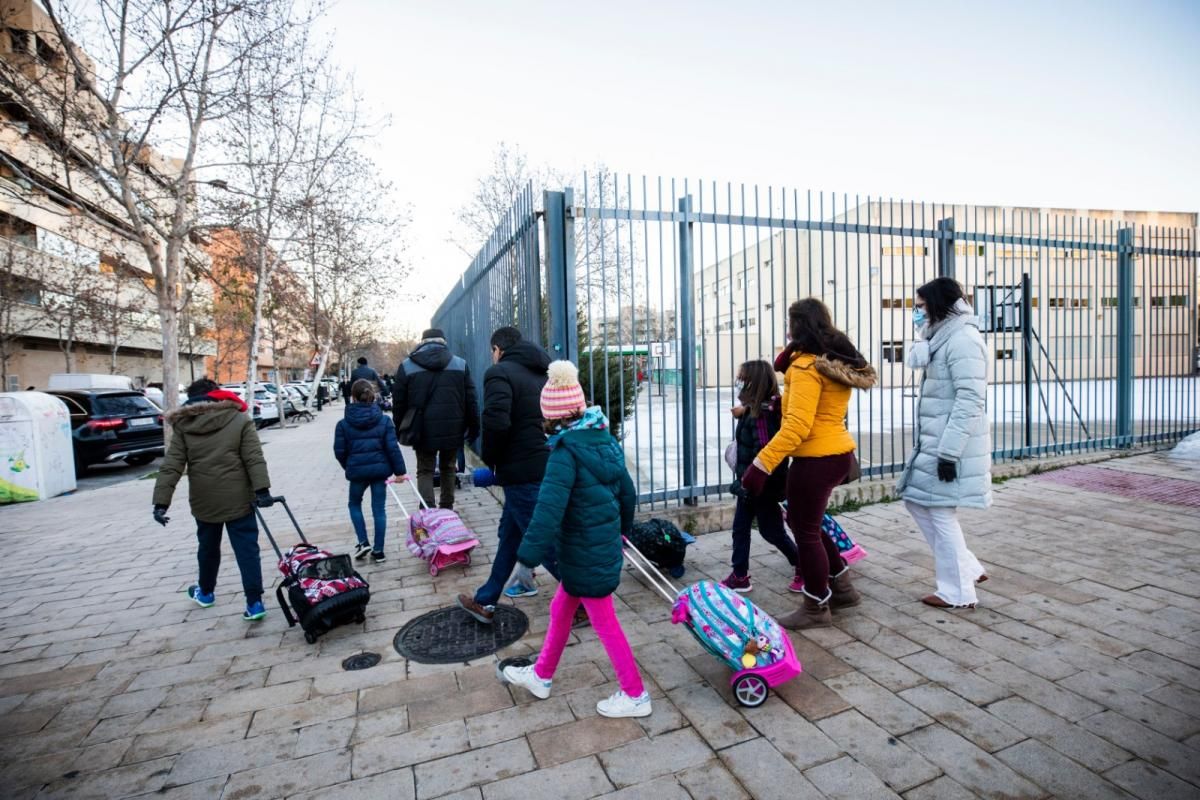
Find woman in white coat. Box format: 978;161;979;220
897;277;991;609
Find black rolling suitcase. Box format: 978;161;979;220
255;497;371;644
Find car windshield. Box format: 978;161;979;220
94;393;159;417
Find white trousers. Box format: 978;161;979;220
904;501;985;606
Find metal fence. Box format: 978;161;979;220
434;174;1199;508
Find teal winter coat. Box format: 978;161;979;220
516;427;636;598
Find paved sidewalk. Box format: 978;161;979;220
1;409;1198;799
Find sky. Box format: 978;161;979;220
324;0;1200;334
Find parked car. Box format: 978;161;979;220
47;389;165;475
220;385;280;428
142;383;186;409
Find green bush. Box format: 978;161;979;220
577;349;638;440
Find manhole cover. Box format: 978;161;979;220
342;652;382;671
393;605;529;664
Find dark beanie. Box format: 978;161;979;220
422;328;445;340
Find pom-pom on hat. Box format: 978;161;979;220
540;360;587;420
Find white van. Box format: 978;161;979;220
47;374;135;392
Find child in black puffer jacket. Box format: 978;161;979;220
725;360;799;593
335;380;407;562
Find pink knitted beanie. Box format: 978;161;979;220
540;360;587;420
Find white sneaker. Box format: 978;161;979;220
597;690;652;718
499;664;552;700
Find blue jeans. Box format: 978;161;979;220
349;480;388;553
731;494;798;578
474;482;559;606
196;512;263;604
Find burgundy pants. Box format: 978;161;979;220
785;451;856;598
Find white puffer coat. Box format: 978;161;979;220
896;302;993;509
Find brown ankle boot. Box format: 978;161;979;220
778;591;832;629
829;568;861;609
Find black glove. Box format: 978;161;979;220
254;490;275;508
937;459;957;482
153;505;169;526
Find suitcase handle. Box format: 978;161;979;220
254;495;308;562
386;476;427;519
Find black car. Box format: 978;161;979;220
48;389;166;475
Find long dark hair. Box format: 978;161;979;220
738;360;778;418
917;277;965;323
787;298;867;367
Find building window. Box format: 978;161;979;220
5;277;41;305
7;28;31;55
881;245;929;257
881;341;904;363
5;375;18;392
955;244;986;257
1101;296;1141;308
995;348;1015;360
880;298;914;309
0;210;36;247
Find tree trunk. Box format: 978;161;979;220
160;302;181;437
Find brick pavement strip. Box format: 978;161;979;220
3;406;1199;800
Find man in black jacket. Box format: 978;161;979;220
393;329;479;510
458;326;560;623
351;357;388;398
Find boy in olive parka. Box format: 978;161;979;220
153;378;275;621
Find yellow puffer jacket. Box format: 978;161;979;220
757;352;876;470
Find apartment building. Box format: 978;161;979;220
203;228;312;385
696;203;1197;388
0;0;213;391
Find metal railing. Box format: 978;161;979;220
435;174;1199;507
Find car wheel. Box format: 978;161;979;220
125;454;156;467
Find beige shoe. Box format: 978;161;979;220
829;567;861;609
778;591;832;629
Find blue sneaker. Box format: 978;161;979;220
186;585;215;608
243;600;266;621
503;582;538;599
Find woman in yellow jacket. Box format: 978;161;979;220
741;299;876;629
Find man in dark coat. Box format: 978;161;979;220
458;326;559;623
315;381;328;411
350;357;388;397
152;378;274;622
393;328;479;510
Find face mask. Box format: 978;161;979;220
913;307;928;328
735;381;745;393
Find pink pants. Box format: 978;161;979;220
534;585;645;697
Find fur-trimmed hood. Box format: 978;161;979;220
165;399;245;434
813;355;877;390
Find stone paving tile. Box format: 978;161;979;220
897;684;1025;753
805;754;904;799
817;709;942;792
717;737;825;800
527;715;644;767
901;776;978;800
412;738;536;800
1080;710;1200;787
597;727;712;789
832;641;928;691
1058;671;1200;739
666;682;757;749
674;760;751;800
973;659;1103;721
351;720;470;779
995;739;1135;800
743;696;843;770
900;650;1009;705
593;774;691;799
824;671;933;735
902;724;1046;800
288;767;415;800
1103;760;1200;800
479;755;612;800
221;748;352;800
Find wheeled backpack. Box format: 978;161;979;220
255;496;370;644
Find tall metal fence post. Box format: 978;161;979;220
678;195;698;505
1021;272;1033;449
543;189;578;363
1116;226;1135;446
937;218;956;279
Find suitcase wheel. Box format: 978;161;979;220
429;562;439;577
304;631;318;644
464;552;471;566
355;612;366;624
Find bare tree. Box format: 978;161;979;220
0;0;302;422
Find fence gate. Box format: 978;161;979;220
435;173;1199;508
